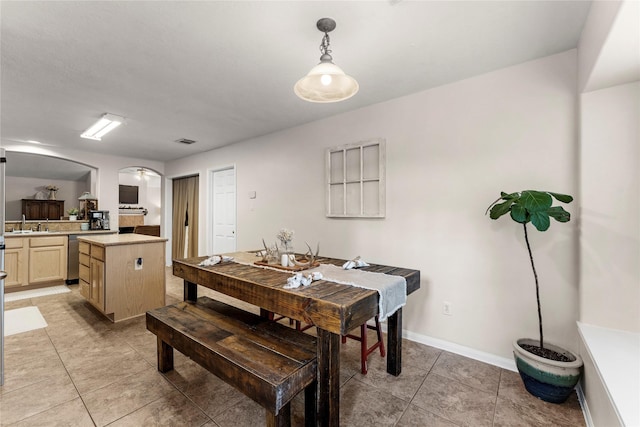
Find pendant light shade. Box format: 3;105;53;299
294;18;359;103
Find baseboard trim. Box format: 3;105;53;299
395;327;517;372
576;383;594;427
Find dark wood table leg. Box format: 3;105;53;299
317;329;340;427
157;338;174;373
260;308;274;319
386;308;402;376
184;280;197;302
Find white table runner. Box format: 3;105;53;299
309;264;406;321
205;252;408;321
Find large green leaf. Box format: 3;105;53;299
510;203;528;223
530;211;551;231
548;206;571;222
521;190;552;212
489;200;515;219
549;192;573;204
501;191;519;200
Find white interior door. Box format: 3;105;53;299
211;167;236;254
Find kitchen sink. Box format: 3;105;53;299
6;230;52;235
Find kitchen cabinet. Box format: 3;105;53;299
4;238;28;288
3;235;67;290
79;240;104;309
28;236;68;283
119;214;144;228
79;243;90;299
78;234;166;322
90;258;105;309
22;199;65;220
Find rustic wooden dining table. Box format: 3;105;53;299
173;252;420;427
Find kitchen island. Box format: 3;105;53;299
78;233;167;322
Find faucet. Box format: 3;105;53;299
21;214;26;231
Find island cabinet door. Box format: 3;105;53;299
90;257;105;311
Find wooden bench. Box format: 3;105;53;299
146;296;317;427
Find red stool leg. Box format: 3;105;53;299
374;316;385;357
343;315;386;375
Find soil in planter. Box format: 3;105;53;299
521;344;572;362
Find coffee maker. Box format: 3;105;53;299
89;210;110;230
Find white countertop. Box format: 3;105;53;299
78;233;167;246
4;230;117;238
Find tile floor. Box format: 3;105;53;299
0;269;586;426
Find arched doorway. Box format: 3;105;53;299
117;167;162;234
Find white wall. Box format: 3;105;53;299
578;0;639;93
4;176;88;220
577;0;624;92
579;82;640;332
165;50;580;360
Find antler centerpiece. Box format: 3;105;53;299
290;242;320;268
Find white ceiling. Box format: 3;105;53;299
1;1;592;163
4;151;93;180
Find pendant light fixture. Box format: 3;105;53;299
294;18;359;103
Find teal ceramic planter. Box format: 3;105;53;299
513;338;583;403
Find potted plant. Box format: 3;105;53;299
67;207;79;221
486;190;583;403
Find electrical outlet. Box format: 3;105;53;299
443;301;452;316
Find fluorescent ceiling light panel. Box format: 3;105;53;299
81;113;124;140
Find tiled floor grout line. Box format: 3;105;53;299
44;318;99;427
491;369;502;427
156;366;217;426
416;350;466;427
5;323;97;426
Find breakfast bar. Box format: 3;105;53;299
172;252;420;426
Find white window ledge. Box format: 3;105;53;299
577;322;640;427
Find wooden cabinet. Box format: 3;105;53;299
90;258;105;309
4;238;28;288
4;235;68;290
79;240;104;310
22;199;65;220
79;242;90;299
119;214;144;228
28;236;67;283
78;234;166;321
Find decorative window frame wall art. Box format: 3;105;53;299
326;138;386;218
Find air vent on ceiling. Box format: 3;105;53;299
175;138;197;145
